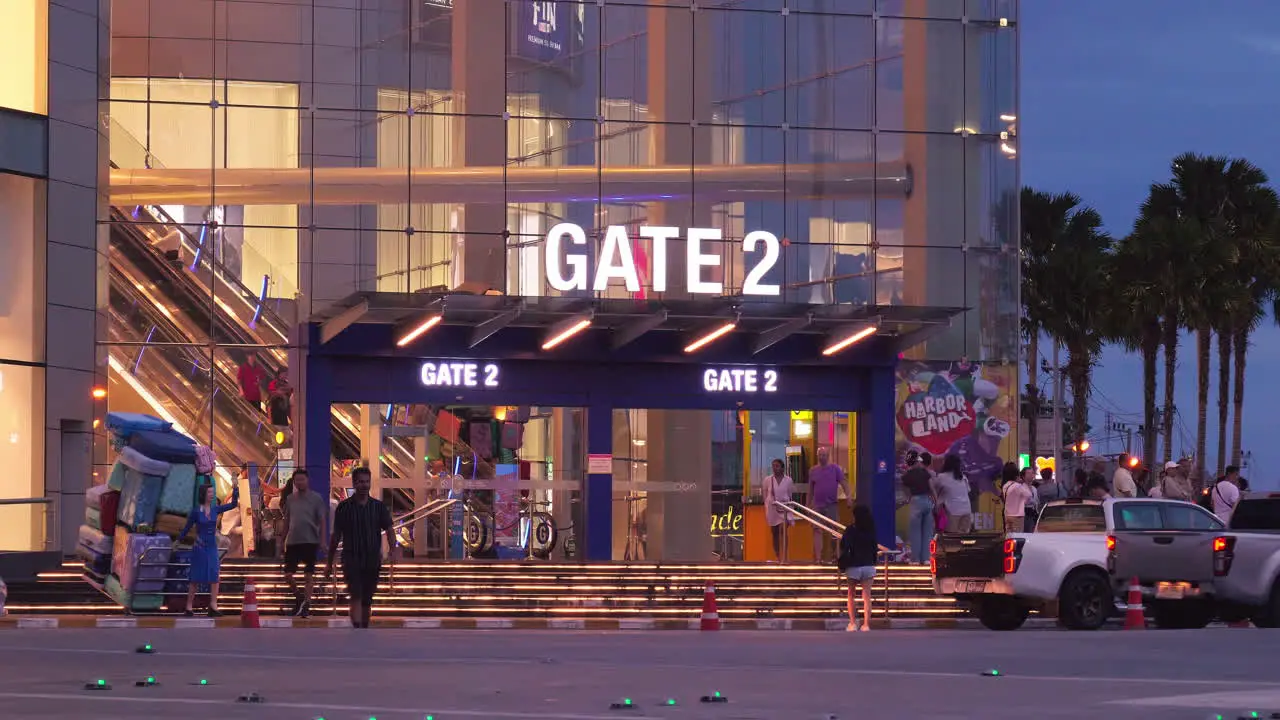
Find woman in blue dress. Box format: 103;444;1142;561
179;482;239;617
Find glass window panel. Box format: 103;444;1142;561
786;0;873;14
967;0;1018;23
107;206;216;347
881;130;966;247
965;23;1018;136
967;247;1018;362
876;17;967;135
0;363;44;551
0;0;47;114
0;175;45;364
600;3;651;123
876;0;963;20
698;8;785;127
507;1;599;122
786;12;873;130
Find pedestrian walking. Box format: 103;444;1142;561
281;469;327;617
837;504;880;632
326;467;396;629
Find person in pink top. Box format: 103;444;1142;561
808;447;851;562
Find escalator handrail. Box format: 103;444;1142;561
108;250;277;432
107;170;290;341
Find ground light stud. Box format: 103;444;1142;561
700;691;728;704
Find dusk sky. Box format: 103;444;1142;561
1020;1;1280;486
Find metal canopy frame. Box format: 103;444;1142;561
311;291;965;356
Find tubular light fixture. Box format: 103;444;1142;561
542;313;593;351
684;318;738;354
395;314;443;347
821;325;878;356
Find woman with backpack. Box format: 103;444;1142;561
838;504;881;632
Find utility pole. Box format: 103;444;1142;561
1052;339;1063;480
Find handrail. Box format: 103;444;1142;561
0;498;51;506
775;500;845;538
334;498;457;554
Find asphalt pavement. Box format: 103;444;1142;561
0;626;1276;719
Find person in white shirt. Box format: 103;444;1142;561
1112;455;1138;498
760;458;795;562
1211;465;1242;523
1002;469;1033;535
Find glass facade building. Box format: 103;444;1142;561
4;0;1019;559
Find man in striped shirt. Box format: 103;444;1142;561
326;467;396;628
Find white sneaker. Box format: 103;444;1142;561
846;622;858;632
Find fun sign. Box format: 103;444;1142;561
544;223;782;296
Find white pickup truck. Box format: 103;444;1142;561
932;498;1231;630
1214;493;1280;627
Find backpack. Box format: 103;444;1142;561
836;528;855;571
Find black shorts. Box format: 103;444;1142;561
342;562;381;606
283;543;318;574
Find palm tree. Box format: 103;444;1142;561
1140;153;1275;481
1107;234;1165;471
1020;188;1075;459
1228;189;1280;464
1127;208;1201;465
1022;190;1112;453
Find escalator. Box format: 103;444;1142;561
106;203;417;484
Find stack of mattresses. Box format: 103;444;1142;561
107;528;170;612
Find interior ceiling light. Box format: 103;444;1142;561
684;319;738;354
542;313;593;351
395;314;443;347
821;325;878;357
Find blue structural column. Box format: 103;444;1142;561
303;351;333;538
867;367;898;547
583;403;613;561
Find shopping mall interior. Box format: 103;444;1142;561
0;0;1019;583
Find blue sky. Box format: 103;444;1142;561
1020;1;1280;485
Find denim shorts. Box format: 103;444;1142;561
845;566;877;582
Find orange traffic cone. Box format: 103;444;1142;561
1123;577;1144;630
240;576;260;629
700;582;720;631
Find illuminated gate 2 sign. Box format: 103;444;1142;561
544;223;782;296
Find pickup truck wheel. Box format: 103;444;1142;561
1252;583;1280;629
1058;570;1111;631
975;598;1029;631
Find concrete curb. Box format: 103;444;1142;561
0;615;1070;631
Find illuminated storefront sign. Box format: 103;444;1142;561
545;223;782;296
515;0;578;65
421;361;500;388
702;367;779;393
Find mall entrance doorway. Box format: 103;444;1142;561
327;403;587;562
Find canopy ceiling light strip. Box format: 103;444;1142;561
542;312;594;351
684;318;739;354
395;313;443;348
821;324;879;357
107;162;911;205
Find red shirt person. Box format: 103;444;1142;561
237;355;267;405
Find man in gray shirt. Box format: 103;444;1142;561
281;469;327;617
